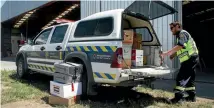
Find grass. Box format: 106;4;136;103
1;70;49;104
136;87;214;108
1;70;214;108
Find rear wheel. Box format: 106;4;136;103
17;57;29;78
66;60;88;98
81;65;88;98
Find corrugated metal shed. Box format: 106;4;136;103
80;0;182;68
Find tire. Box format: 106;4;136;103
17;57;28;78
81;66;88;98
66;60;88;98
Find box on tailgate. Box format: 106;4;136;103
132;49;144;67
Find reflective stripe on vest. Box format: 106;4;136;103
176;32;198;63
174;86;185;91
185;87;195;91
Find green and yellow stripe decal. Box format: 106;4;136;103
28;64;55;72
66;46;117;53
93;72;116;80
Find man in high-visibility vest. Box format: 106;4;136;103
161;21;199;103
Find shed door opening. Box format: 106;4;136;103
183;1;214;72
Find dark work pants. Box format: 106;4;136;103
174;55;199;99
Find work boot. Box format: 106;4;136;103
185;96;196;102
185;91;196;102
169;97;184;104
169;93;184;104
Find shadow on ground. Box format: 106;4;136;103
9;73;171;108
152;79;214;100
82;86;170;108
9;72;52;93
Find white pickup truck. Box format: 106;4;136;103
16;1;177;96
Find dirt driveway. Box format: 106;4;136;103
1;57;16;70
2;100;52;108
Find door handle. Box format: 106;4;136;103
40;46;45;51
55;46;62;50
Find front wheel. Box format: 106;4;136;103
17;57;28;78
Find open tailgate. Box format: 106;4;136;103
122;66;178;79
124;1;177;20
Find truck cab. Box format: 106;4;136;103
16;1;177;95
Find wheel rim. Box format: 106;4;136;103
18;61;23;76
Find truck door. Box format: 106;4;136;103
28;27;53;73
45;24;70;72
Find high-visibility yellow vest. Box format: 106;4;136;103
176;30;198;63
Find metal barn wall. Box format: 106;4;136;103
80;1;182;68
151;1;181;68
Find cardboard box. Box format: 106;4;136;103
122;44;132;69
143;56;147;65
54;62;83;76
154;49;161;66
132;49;143;59
49;95;80;106
122;45;132;59
54;72;81;84
123;30;133;44
122;59;131;69
50;81;82;98
133;33;142;49
132;56;143;67
132;49;144;67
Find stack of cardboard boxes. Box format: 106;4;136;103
122;30;134;68
123;30;144;68
132;32;144;67
133;33;143;50
49;62;83;106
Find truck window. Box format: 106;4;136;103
35;28;52;45
50;25;68;43
135;28;152;42
74;17;113;37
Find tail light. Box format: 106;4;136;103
111;48;123;68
